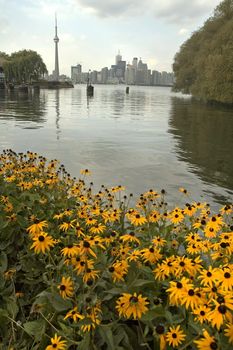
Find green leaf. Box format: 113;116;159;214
47;293;73;312
23;319;46;340
0;251;8;272
99;326;115;350
140;306;165;322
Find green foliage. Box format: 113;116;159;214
173;0;233;104
0;150;232;349
2;50;47;84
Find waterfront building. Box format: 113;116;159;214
125;64;136;85
132;57;138;70
90;70;98;84
71;64;82;84
136;59;148;85
101;67;109;84
53;14;60;81
115;50;122;65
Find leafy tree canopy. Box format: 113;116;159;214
173;0;233;104
2;49;48;83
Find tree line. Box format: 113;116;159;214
173;0;233;105
0;50;47;84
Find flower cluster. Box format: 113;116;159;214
0;149;232;349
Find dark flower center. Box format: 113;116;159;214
172;333;177;338
218;305;227;314
83;241;90;248
224;272;231;279
217;296;225;304
200;311;205;316
176;282;183;289
135;214;140;219
38;235;45;242
156;325;165;334
188;289;195;296
207;272;212;277
210;342;218;350
130;296;138;303
60;285;66;291
149;247;155;253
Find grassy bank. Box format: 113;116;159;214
0;150;232;349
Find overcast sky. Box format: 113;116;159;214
1;0;221;76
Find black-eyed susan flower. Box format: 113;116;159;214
110;260;129;282
116;292;149;319
58;277;74;299
64;306;84;322
167;277;192;306
141;247;162;264
194;330;218;350
59;219;76;232
225;323;233;344
198;267;219;287
129;212;147;226
45;333;67;350
166;325;186;348
61;245;80;258
193;304;211;324
218;267;233;290
208;300;232;329
27;220;48;236
30;232;56;254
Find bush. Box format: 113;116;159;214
0;150;232;349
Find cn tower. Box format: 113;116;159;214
54;14;59;81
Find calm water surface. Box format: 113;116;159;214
0;85;232;207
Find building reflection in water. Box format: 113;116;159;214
55;90;61;140
168;97;233;203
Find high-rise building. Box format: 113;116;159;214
71;64;82;83
125;64;136;85
132;57;138;70
115;50;122;65
53;14;60;81
101;67;109;84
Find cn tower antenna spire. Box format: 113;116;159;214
54;13;60;81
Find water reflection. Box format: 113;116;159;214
55;90;61;140
168;97;233;201
0;90;46;126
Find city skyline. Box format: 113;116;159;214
1;0;221;76
71;53;174;86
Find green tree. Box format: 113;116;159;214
2;50;47;83
173;0;233;104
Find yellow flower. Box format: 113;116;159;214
27;220;48;236
64;307;84;322
116;292;149;319
194;330;218;350
129;213;147;226
45;333;67;350
30;232;56;254
58;277;74;299
166;325;186;348
225;323;233;344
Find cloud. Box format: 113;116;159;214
75;0;144;18
178;28;188;35
75;0;221;23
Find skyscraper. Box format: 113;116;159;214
54;14;59;81
115;50;122;65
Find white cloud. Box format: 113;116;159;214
75;0;221;24
178;28;188;35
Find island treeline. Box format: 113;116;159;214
0;50;47;84
173;0;233;105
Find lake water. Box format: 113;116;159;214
0;85;232;207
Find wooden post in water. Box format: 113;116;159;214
126;86;129;94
